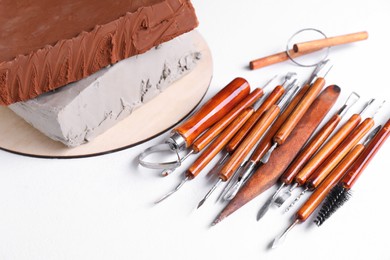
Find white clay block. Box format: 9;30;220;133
9;31;201;147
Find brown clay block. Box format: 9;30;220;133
213;85;340;224
0;0;198;105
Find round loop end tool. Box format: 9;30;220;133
138;143;183;170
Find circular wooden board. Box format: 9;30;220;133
0;31;213;158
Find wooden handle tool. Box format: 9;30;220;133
225;85;285;154
293;31;368;53
139;78;251;169
284;117;375;212
249;31;368;70
298;126;379;223
187;108;254;179
306;118;374;189
282;92;360;185
249;48;320;70
251;84;310;163
271;125;375;249
160;87;263;176
315;120;390;225
294;110;367;186
342;119;390;188
173;77;251;149
154;108;254;204
212;85;340;225
191;88;263;153
261;74;328;164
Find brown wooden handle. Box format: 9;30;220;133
296;144;365;222
280;114;341;185
342;118;390;189
293;31;368;53
174;77;250;147
250;84;311;162
249;49;321;70
191;88;263;152
274;78;326;145
306;117;374;190
186;108;254;179
294;113;362;186
225;85;285;153
219;105;280;181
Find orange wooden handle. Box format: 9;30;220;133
225;85;285;153
219;105;280;181
250;84;311;162
293;31;368;53
249;49;321;70
306;117;374;190
274;78;326;145
192;88;263;153
342;118;390;189
281;114;341;185
296;144;365;222
174;77;250;147
294;113;362;186
186;108;254;179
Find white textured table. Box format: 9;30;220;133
1;1;389;259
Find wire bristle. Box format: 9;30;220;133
314;184;352;226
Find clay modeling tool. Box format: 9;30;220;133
293;31;369;53
216;74;298;200
219;66;325;202
285;105;383;212
261;60;332;164
249;31;368;70
212;85;340;225
159;86;264;176
154;107;254;203
196;84;299;209
256;92;359;220
273;98;375;208
270;127;378;249
223;85;301;201
315;118;390;226
138;77;251;170
215;62;324;189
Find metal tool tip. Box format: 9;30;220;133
197;199;206;209
271;219;299;249
154;193;172;204
260;143;277;164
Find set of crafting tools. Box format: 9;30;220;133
138;30;390;248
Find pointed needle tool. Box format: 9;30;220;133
155;106;255;203
273;97;373;208
271;219;299;249
261;61;333;164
